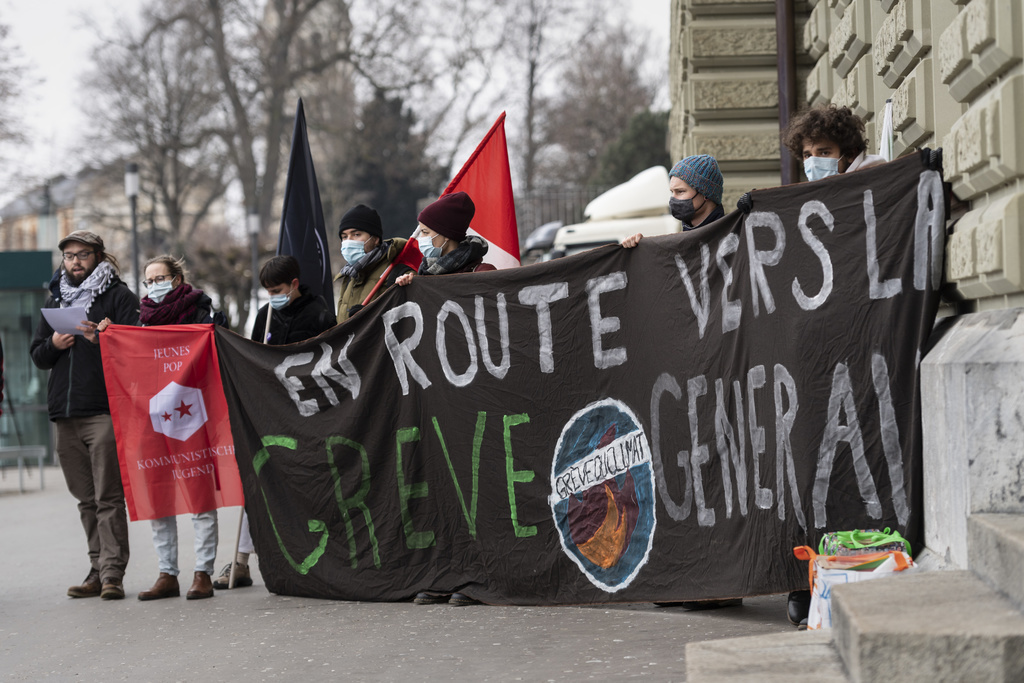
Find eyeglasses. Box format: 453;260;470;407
62;250;95;262
143;275;174;288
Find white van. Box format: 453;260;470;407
550;166;679;258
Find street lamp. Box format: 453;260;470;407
38;180;54;253
125;163;140;295
247;207;261;314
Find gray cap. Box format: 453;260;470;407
58;230;104;252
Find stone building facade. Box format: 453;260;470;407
670;0;1024;570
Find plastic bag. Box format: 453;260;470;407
793;545;914;630
818;527;910;556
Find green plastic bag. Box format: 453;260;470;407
818;528;911;557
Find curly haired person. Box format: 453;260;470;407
782;104;887;181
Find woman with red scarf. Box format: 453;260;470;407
135;255;221;602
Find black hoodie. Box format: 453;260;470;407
249;284;335;345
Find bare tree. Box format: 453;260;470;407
0;21;32;201
498;0;605;193
144;0;440;241
537;22;660;187
82;6;230;255
0;23;26;148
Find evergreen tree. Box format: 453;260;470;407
591;110;671;187
335;89;446;239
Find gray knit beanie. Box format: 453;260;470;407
669;155;723;205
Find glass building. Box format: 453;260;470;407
1;250;57;462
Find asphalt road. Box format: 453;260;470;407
0;467;793;681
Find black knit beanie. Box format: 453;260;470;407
338;204;383;240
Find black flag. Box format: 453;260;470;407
277;99;334;311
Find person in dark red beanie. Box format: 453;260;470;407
396;191;495;287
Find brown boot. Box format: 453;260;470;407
138;573;180;601
100;577;125;600
67;568;102;598
186;571;214;600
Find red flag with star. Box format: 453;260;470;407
100;324;244;521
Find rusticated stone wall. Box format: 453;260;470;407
670;0;1024;310
669;0;811;209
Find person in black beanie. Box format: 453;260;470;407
396;191;496;288
334;203;414;322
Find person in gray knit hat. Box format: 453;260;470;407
621;154;725;248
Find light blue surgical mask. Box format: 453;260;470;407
804;155;840;182
418;234;443;259
341;239;366;264
147;280;174;304
269;291;292;310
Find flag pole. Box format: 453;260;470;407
227;305;272;590
361;264;397;306
359;232;423;307
227;508;244;590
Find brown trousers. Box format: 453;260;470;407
55;415;129;581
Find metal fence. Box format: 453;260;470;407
514;185;611;242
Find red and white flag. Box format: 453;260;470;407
101;324;244;521
443;111;520;269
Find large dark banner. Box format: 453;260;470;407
216;153;945;604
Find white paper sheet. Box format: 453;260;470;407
41;307;90;335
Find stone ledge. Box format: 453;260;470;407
969;514;1024;611
686;630;848;683
833;570;1024;683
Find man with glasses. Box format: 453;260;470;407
30;230;140;600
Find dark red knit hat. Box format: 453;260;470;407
417;191;475;242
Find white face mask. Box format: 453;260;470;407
804;155;840;182
269;290;293;310
418;234;443;259
341;239;366;264
147;280;174;304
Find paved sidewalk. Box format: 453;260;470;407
0;467;794;681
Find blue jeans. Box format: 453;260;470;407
149;510;218;575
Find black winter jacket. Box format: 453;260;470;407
250;285;335;345
30;270;140;420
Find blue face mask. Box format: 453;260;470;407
147;280;174;304
341;239;366;264
418;234;443;259
804;155;840;182
269;291;292;310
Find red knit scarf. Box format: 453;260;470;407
139;284;205;325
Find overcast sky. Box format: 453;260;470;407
2;0;669;200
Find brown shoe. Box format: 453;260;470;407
186;571;214;600
67;568;102;598
138;573;180;601
100;577;125;600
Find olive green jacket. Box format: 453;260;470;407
335;238;410;323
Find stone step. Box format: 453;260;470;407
969;513;1024;609
832;569;1024;683
685;630;848;683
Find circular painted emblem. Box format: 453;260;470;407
549;398;657;592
